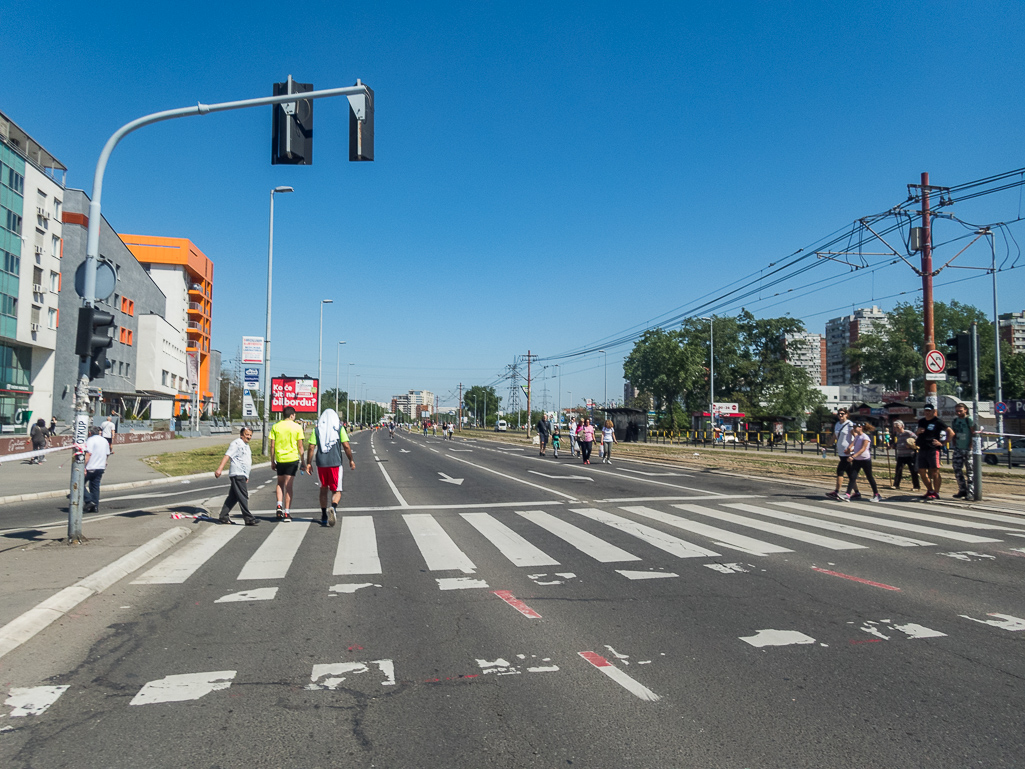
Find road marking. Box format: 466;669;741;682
461;513;559;566
237;521;311;580
215;588;278;603
307;660;396;689
517;510;640;563
404;514;477;573
493;590;542;618
132;525;242;584
938;551;996;561
335;516;382;575
593;494;761;504
442;454;579;500
614;467;685;477
777;503;1002;543
527;470;594;481
377;459;410;507
329;582;379;593
740;630;816;648
847;503;1019;532
578;651;660;701
705;562;750;574
622;506;792;556
960;613;1025;631
438;472;464;485
130;671;236;705
748;502;935;547
5;685;69;716
438;576;489;590
449;449;473;452
616;570;679;580
570;508;719;558
811;567;901;590
677;504;865;550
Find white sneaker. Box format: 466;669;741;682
871;494;882;502
840;493;851;502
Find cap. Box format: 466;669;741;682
923;403;936;411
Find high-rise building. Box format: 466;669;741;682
783;332;827;385
0;111;66;429
121;235;215;416
824;306;888;385
391;389;435;420
999;311;1025;356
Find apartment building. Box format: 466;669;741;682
999;311;1025;356
0;111;67;429
824;306;888;385
121;235;215;416
783;332;827;385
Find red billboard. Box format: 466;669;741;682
271;376;319;413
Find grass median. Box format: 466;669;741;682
142;443;271;477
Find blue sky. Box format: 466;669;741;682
3;1;1024;410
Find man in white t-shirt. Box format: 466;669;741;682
83;427;111;513
826;408;860;500
214;427;258;525
100;415;116;454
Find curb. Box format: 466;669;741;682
0;526;192;661
0;462;273;507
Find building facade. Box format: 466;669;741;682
824;306;888;385
120;235;215;416
999;311;1025;356
784;332;827;385
0;111;67;430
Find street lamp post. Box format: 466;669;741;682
555;364;561;422
599;350;607;410
335;341;346;413
700;317;715;432
262;185;294;455
347;363;354;423
317;300;334;416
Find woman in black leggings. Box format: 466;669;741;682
844;424;881;502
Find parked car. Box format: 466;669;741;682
983;438;1025;466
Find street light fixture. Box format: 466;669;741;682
317;299;334;415
598;350;607;410
262;185;294;454
347;363;354;423
335;341;346;413
700;317;714;432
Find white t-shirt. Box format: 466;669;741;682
602;426;615;442
85;434;110;471
100;420;115;439
834;419;855;455
224;438;252;478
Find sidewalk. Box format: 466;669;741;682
0;433;249;505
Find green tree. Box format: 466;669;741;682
463;385;502;427
623;328;702;430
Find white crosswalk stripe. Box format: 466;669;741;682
237;521;311;580
460;513;560;567
723;502;935;547
569;508;720;558
517;510;640;563
674;504;866;550
132;525;243;584
403;513;477;573
621;505;792;556
335;516;382;575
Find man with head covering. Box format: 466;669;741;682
306;408;356;526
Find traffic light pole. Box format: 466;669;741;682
971;322;983;501
71;81;373;543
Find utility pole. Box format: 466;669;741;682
971;322;983;501
458;382;462;432
921;172;937;407
525;351;538;436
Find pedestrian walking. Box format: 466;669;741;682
83;426;110;513
446;422;454;440
950;403;977;499
916;404;947;500
842;423;882;502
573;417;583;457
569;417;580;456
826;408;860;499
579;417;595;464
890;420;920;491
269;405;306;522
100;414;116;454
551;428;561;458
29;418;47;464
537;415;551;456
305;408;356;527
600;419;617;464
214;427;258;525
48;416;57;437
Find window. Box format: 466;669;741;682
119;327;133;345
7;169;24;194
120;297;134;316
125;362;130;377
162;370;168;386
113;293;119;309
118;361;123;376
51;235;60;258
53;199;61;219
3;208;22;235
49;271;59;292
47;308;57;329
1;250;18;276
0;293;16;317
32;266;43;286
30;306;40;325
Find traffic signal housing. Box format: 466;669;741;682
271;78;314;165
945;333;971;383
75;306;115;379
348;83;374;161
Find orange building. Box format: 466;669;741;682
120;235;214;415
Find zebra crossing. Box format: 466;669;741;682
128;497;1024;590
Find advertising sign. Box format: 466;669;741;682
244;368;260;386
242;336;265;364
186;352;200;391
271;376;319;412
242;387;258;418
712;402;740;415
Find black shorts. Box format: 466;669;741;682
835;457;852;477
276;461;300;477
917;448;940;470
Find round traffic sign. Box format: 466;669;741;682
925;349;946;374
996;402;1008;414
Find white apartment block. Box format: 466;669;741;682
783;332;825;385
999;311;1025;355
135;314;189;419
824;306;888;385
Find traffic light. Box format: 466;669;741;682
271;77;313;165
348;83;374;161
945;333;971;383
75;306;115;379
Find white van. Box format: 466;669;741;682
494;419;508;432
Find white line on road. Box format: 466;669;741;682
461;513;560;567
733;502;934;547
443;454;580;500
569;508;720;558
130;671;236;705
335;516;382;575
518;510;640;563
132;525;243;584
527;470;594;481
622;506;792;556
403;514;477;573
5;685;69;716
377;459;410;507
578;651;660;701
237;522;312;580
676;504;866;550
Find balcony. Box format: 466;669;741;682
186;321;205;335
186;340;200;351
187;302;204;315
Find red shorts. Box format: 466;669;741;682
318;466;340;491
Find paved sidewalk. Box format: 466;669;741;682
0;433;255;505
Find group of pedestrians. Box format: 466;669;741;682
537;415;618;465
215;405;356;527
826;402;977;503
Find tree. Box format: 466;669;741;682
463;385;501;427
623;328;702;430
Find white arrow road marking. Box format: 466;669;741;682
438;472;464;485
527;471;594;481
5;685;69;717
130;671;236;705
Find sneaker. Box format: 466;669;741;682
926;492;939;500
825;491;840;499
281;513;292;523
321;515;329;526
840;493;851;502
871;494;882;503
218;517;231;524
244;519;259;526
276;504;284;520
327;507;337;527
850;491;863;500
952;491;967;499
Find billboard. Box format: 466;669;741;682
271;376;319;413
242;336;265;364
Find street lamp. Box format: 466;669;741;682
317;300;334;415
598;350;607;410
554;364;561;422
700;316;714;432
335;341;346;413
347;363;354;423
262;185;293;454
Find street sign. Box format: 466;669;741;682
74;260;117;301
244;368;260;386
925;372;947;381
925;349;946;374
996;402;1008;414
241;336;265;364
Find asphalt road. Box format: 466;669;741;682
2;428;1024;768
